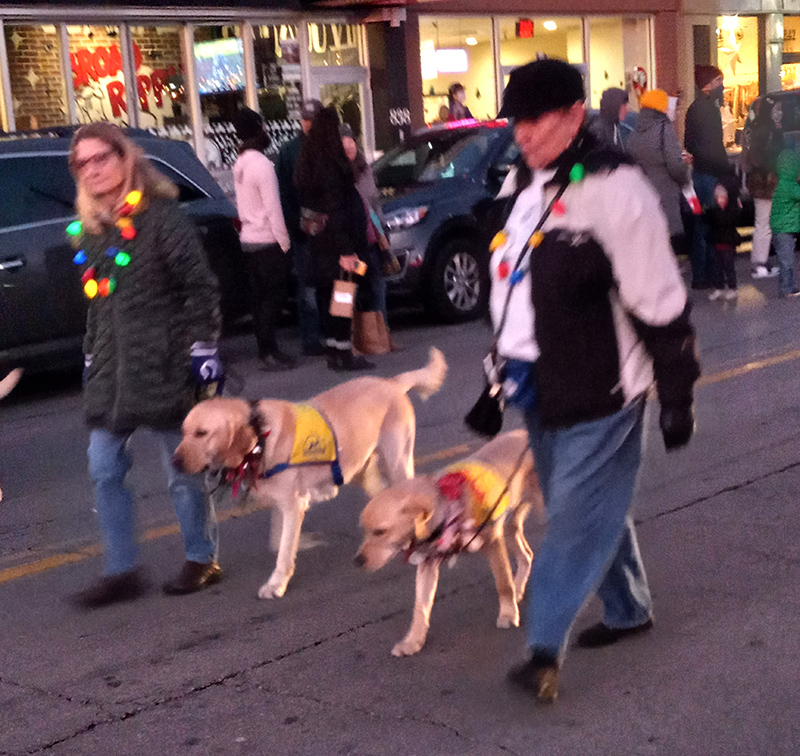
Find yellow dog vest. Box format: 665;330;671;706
262;404;343;484
441;461;510;522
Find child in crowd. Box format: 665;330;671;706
706;176;741;301
769;149;800;297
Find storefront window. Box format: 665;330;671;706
254;23;302;157
193;25;244;168
716;15;758;144
498;17;583;68
4;24;69;130
68;25;131;125
587;18;651;111
308;23;363;67
419;16;495;125
130;25;192;145
782;16;800;91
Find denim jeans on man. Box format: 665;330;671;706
522;397;653;657
691;172;719;286
772;233;797;295
88;428;218;576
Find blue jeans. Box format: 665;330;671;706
691;172;718;286
88;428;218;576
292;236;321;350
522;398;653;657
772;233;797;295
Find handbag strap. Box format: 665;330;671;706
492;177;571;347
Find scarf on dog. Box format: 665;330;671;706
405;461;511;565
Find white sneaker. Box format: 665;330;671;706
709;289;724;301
751;265;770;278
724;288;738;300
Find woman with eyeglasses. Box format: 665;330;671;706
69;122;224;608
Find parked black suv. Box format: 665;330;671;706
373;121;517;322
0;128;246;373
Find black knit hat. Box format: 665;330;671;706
695;65;723;90
498;59;585;121
232;107;264;141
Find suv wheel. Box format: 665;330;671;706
427;237;489;322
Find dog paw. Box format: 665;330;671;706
497;611;519;629
258;581;287;599
391;637;425;657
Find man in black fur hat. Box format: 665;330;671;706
485;59;701;702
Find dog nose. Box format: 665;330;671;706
172;453;184;472
354;553;366;568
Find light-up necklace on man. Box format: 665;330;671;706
67;189;142;299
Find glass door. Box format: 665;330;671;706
309;66;375;159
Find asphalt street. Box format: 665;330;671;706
2;260;800;755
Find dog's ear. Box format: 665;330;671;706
223;420;257;467
400;491;434;541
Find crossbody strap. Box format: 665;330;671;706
493;179;571;346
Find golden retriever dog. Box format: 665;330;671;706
174;348;447;599
0;369;23;502
355;430;541;656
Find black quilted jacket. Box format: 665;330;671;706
79;197;221;433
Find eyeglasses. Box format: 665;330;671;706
73;148;117;173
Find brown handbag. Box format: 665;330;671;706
353;311;391;355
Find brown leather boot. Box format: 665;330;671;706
507;651;560;703
74;569;146;609
162;561;222;595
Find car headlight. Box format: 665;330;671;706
385;206;429;232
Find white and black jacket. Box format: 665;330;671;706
485;133;700;430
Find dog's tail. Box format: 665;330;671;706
393;347;447;400
0;369;22;400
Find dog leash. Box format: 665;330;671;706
406;444;530;562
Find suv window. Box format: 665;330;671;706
149;159;208;203
0;154;76;228
374;131;493;187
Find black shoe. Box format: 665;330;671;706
575;618;654;648
302;343;326;357
74;569;146;609
259;351;298;372
338;352;375;371
162;561;223;596
507;651;560;702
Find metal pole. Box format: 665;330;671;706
119;23;140;128
181;23;204;161
59;23;79;124
0;20;16;132
242;20;258;111
491;16;503;118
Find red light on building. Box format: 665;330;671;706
516;19;534;38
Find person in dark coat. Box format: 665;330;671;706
742;96;782;278
684;65;733;289
69;122;224;607
294;106;372;371
627;88;691;255
706;175;741;300
275;99;324;356
588;87;629;149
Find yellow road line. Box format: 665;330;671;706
5;346;800;586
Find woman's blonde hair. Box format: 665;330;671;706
69;122;178;234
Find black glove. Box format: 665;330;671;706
659;404;695;451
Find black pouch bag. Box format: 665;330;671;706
465;381;505;438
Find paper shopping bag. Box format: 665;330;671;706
329;278;357;319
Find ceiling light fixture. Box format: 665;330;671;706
466;36;478;45
543;21;558;31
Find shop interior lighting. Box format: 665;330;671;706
720;15;739;32
435;48;469;74
543;21;558;31
466;36;478;46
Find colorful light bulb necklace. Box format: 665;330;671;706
67;190;141;299
489;163;585;286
